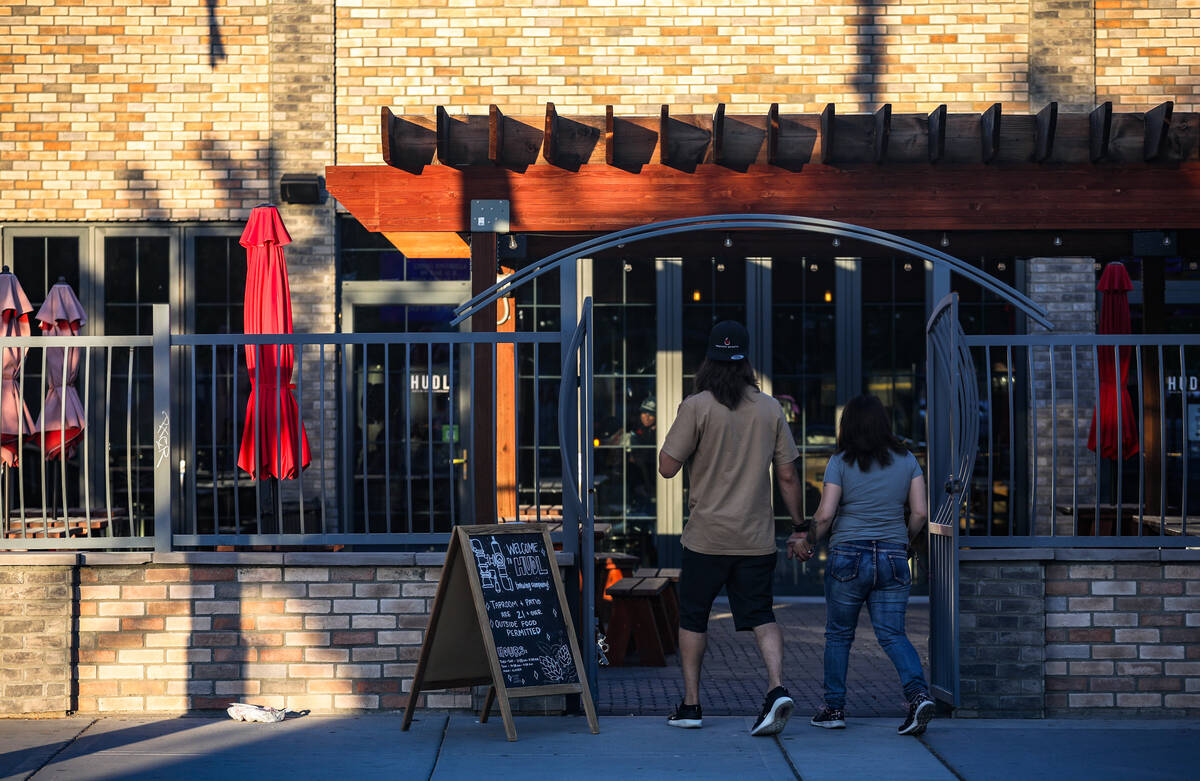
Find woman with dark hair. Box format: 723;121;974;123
787;393;933;736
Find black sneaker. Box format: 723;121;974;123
750;686;794;736
667;701;702;729
809;705;846;729
898;693;935;736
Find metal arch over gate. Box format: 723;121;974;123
451;214;1054;330
452;214;1052;712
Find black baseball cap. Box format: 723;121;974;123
706;320;749;362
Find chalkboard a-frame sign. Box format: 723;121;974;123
401;524;599;741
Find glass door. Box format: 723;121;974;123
343;285;469;536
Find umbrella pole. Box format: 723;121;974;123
273;477;282;535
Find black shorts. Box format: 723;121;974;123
678;547;777;633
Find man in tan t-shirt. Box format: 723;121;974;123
658;320;813;736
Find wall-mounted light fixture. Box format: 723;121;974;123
279;173;323;204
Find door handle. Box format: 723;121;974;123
453;448;468;480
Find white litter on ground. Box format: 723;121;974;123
226;703;286;723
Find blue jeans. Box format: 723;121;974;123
823;540;928;710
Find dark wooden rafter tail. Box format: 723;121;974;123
874;104;892;164
543;102;558;165
928;104;947;163
1090;101;1113;163
1144;101;1174;162
820;103;835;164
981;103;1002;164
488;104;503;165
767;103;780;166
604;105;615;166
436;105;451;164
1035;102;1058;163
713;103;726;166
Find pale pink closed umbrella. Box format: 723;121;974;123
0;268;35;467
34;280;86;460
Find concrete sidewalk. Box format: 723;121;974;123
1;714;1195;780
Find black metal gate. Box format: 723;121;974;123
925;293;979;706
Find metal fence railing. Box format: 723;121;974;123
960;333;1200;547
0;303;594;552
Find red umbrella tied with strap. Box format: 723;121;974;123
237;205;311;480
1087;262;1139;460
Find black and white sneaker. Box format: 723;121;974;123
750;686;794;736
897;693;935;736
667;701;702;729
809;705;846;729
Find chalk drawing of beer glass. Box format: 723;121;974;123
490;537;515;591
470;538;498;590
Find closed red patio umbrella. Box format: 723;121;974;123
236;205;311;479
0;268;35;467
34;279;87;460
1087;262;1139;460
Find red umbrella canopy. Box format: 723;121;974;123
236;205;311;480
0;271;35;466
34;281;87;461
1087;262;1139;459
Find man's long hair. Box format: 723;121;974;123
836;394;906;471
693;358;758;410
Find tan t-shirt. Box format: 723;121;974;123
661;388;800;556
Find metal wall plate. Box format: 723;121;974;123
470;200;510;233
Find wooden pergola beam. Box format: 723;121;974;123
819;103;835;164
328;162;1200;233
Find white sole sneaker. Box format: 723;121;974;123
667;718;702;729
809;716;846;729
750;696;794;736
898;698;935;736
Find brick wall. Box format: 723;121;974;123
0;558;72;716
1097;1;1200;110
958;559;1046;717
73;553;450;714
957;551;1200;719
1045;556;1200;715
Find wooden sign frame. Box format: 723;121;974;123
401;523;599;741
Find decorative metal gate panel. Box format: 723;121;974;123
925;293;978;706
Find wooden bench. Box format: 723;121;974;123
632;567;681;635
604;576;676;666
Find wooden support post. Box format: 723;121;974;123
471;232;499;524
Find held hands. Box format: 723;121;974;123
786;532;814;562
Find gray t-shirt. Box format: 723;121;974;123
823;450;922;548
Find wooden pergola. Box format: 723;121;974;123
327;101;1200;237
325;101;1200;525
